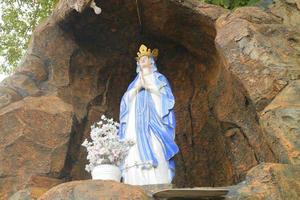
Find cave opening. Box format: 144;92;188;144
54;0;275;188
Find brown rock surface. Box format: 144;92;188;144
215;0;300;177
216;6;300;111
0;0;299;199
0;95;74;199
9;175;64;200
260;80;300;164
38;180;149;200
269;0;300;29
225;163;300;199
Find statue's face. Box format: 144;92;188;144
139;56;151;68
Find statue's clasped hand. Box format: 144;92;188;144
131;75;160;96
144;84;160;96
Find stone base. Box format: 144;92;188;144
140;183;229;200
153;187;229;200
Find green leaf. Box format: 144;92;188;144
0;0;55;74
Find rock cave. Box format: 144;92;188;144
58;0;276;186
1;0;300;199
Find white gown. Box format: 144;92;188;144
121;69;172;185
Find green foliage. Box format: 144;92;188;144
200;0;261;9
0;0;57;75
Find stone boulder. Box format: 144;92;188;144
260;80;300;164
269;0;300;29
38;180;149;200
0;95;74;199
8;175;65;200
226;163;300;199
216;6;300;111
215;2;300;169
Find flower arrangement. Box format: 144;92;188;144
81;114;134;173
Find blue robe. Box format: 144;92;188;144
118;70;179;180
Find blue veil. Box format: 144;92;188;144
118;56;179;181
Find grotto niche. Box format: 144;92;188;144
62;0;277;187
0;0;278;199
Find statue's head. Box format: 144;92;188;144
138;55;151;68
135;44;159;73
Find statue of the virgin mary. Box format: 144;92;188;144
118;44;179;185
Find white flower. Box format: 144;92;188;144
81;139;89;147
85;164;91;172
81;114;135;173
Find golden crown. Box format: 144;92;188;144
135;44;159;61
